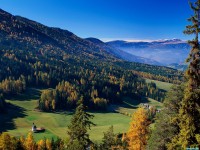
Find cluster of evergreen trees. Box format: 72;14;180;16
38;78;165;112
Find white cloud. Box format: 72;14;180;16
101;38;156;42
100;38;185;43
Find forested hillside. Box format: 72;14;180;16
115;62;183;84
1;0;199;149
0;8;183;112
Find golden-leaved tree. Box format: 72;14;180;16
37;138;52;150
24;132;36;150
0;133;16;150
127;108;150;150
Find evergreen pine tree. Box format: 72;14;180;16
67;96;95;150
100;125;116;150
171;0;200;148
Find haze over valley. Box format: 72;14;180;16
0;0;199;149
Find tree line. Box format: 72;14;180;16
38;78;165;112
0;75;26;95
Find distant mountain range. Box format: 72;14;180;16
107;39;190;66
0;8;188;70
167;63;188;71
85;38;161;65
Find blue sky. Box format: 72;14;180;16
0;0;193;41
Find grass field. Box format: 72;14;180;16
0;88;130;142
145;79;174;91
109;96;163;118
0;87;163;142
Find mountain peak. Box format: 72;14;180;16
153;38;183;43
85;37;104;44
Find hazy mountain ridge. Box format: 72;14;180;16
167;63;188;71
86;38;162;65
107;39;190;65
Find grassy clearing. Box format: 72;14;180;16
1;88;131;142
111;97;163;117
145;79;174;91
1;88;163;142
123;97;163;109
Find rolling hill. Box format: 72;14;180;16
0;8;118;62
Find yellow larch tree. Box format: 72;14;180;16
25;132;36;150
127;108;150;150
37;139;45;150
37;139;52;150
0;133;15;150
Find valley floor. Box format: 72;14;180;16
0;87;163;142
0;88;131;142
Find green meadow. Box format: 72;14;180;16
145;78;174;91
0;88;130;142
0;86;163;142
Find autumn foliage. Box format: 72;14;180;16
0;132;64;150
127;108;150;150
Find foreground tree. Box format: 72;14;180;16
99;126;126;150
24;132;37;150
148;85;184;150
171;0;200;149
0;133;18;150
67;96;95;150
127;108;150;150
99;126;116;150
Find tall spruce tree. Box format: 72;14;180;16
171;0;200;149
67;96;95;150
